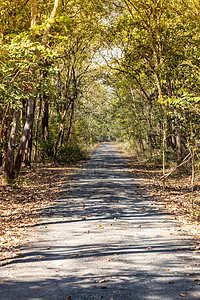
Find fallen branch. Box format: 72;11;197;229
160;153;192;181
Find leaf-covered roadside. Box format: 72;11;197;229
0;163;76;263
118;147;200;243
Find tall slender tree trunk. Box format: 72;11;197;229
65;100;75;144
24;100;36;166
139;138;145;152
174;110;182;163
40;100;49;160
0;105;10;169
162;117;166;191
14;99;35;177
3;110;20;180
53;100;72;160
41;100;49;141
191;145;195;208
30;0;37;27
33;98;42;161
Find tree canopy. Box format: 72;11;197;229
0;0;199;183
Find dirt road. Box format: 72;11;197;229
0;143;200;299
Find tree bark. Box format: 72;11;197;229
41;100;49;141
0;105;10;169
65;100;75;144
174;108;182;163
24;100;36;166
14;99;35;177
53;100;72;160
42;0;61;46
33;98;42;161
3;110;20;180
30;0;37;27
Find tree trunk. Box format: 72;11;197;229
65;100;75;144
30;0;37;27
14;99;35;177
139;138;145;152
24;100;36;166
42;0;61;46
33;98;42;161
3;110;20;180
174;115;182;163
162;109;167;191
42;100;49;141
53;100;72;160
0;105;10;169
191;145;195;208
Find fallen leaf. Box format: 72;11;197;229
98;225;104;229
179;294;186;297
146;247;152;250
169;281;174;284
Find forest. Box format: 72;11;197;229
0;0;200;257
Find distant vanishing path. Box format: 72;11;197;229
0;143;200;299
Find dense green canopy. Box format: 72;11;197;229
0;0;199;180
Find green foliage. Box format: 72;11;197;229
56;144;88;164
0;0;200;182
38;139;54;161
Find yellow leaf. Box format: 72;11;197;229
179;294;186;297
98;225;104;229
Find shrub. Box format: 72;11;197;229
56;144;88;163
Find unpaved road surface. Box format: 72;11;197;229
0;143;200;299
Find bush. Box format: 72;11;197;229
38;139;54;160
56;144;88;163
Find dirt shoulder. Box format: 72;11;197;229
116;145;200;244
